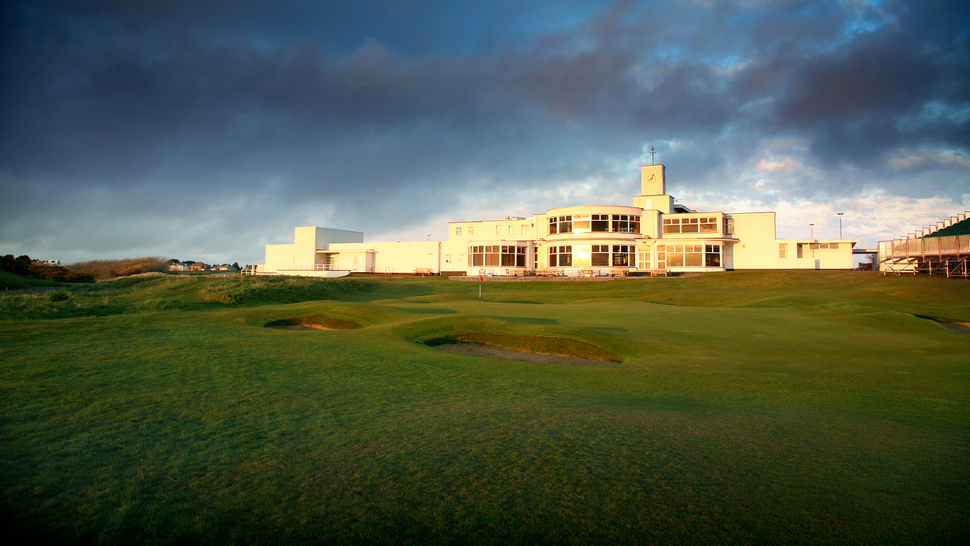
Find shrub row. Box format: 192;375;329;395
0;255;95;283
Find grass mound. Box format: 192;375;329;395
424;333;617;361
199;276;373;305
66;257;169;281
264;315;362;330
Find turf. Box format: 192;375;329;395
1;271;968;544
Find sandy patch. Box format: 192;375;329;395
937;321;970;334
270;324;333;330
432;342;616;365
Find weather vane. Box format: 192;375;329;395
650;146;656;165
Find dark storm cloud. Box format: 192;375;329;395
1;0;968;263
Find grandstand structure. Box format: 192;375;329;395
879;212;970;277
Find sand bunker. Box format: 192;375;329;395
430;342;616;365
264;315;361;330
937;321;970;334
271;324;333;330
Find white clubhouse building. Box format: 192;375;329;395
255;165;856;277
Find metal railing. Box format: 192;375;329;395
879;234;970;278
882;234;970;259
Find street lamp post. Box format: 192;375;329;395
836;212;844;239
810;223;814;240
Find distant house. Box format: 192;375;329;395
189;262;209;271
168;260;196;271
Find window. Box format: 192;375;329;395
592;214;609;232
657;245;666;269
501;246;526;267
522;224;530;235
705;244;721;267
613;215;638;233
474;246;524;267
559;215;572;233
810;243;840;250
591;245;610;266
455;227;462;236
486;246;500;266
549;245;572;267
496;225;502;236
469;246;483;266
724;217;734;235
458;253;465;264
664;217;718;234
549;216;558;235
468;245;500;266
509;246;526;267
590;214;641;233
778;243;787;259
510;225;518;236
664;244;703;267
445;254;452;264
572;214;591;233
468;227;474;236
797;244;806;259
612;245;634;267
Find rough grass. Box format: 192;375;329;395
66;257;170;281
1;271;968;544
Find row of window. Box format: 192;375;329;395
663;217;719;234
548;245;636;267
468;245;526;267
463;243;727;269
549;214;641;235
455;225;532;237
638;244;722;269
779;243;842;259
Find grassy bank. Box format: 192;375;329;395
1;271;968;544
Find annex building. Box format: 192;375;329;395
255;165;856;277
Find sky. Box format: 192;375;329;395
1;0;968;267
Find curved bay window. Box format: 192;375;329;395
591;245;610;266
592;214;610;232
612;245;633;266
587;245;635;267
548;246;572;267
551;213;640;235
548;216;573;234
612;215;640;234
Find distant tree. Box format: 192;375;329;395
0;254;94;282
0;254;32;276
232;262;240;270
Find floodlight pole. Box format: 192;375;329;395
836;212;844;239
810;223;814;240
